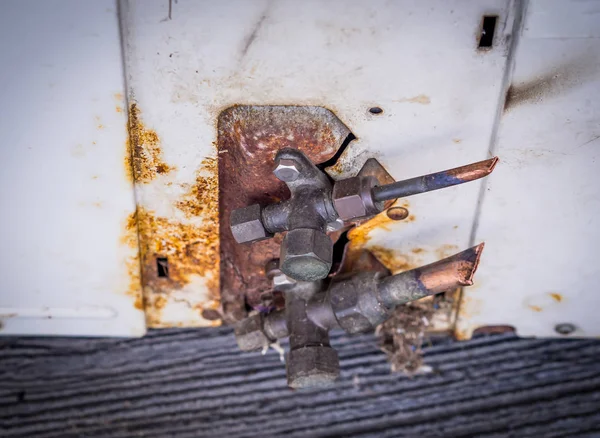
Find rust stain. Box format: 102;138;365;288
176;157;218;218
472;326;516;336
549;292;563;303
119;153;220;326
125;103;175;183
347;211;397;247
411;248;424;254
452;139;462;144
116;106;123;113
369;246;415;273
455;293;484;340
386;206;409;221
133;295;144;310
529;305;543;312
130;201;220;326
114;92;123;101
436;244;459;259
395;94;431;105
153;295;168;311
121;215;144;312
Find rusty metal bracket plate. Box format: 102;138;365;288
217;106;351;322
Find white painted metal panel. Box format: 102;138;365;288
0;1;145;336
459;0;600;339
121;0;515;328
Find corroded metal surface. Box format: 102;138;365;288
218;106;350;322
126;104;220;328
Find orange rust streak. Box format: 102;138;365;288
369;246;415;273
549;292;563;302
446;157;499;182
121;215;144;312
125;103;175;184
529;305;543;312
121;154;220;327
418;243;484;294
347;211;396;247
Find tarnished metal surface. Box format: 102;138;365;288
218;106;350;321
372;157;499;202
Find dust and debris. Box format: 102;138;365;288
262;341;285;363
376;300;435;374
126;103;175;183
504;54;599;112
346;210;466;372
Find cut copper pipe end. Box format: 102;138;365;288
446;157;499;182
378;243;486;307
417;243;485;295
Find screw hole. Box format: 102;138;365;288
554;323;576;335
478;16;497;49
386;207;409;221
368;107;383;115
156;257;169;278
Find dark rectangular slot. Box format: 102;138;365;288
156;257;169;278
478;16;497;48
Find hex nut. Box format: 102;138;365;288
332;176;381;221
234;314;271;351
332;177;367;220
286;346;340;389
230;204;273;244
273;158;300;182
280;228;333;282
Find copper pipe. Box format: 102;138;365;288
418;243;484;294
378;243;485;307
371;157;499;202
445;157;498;182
